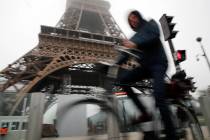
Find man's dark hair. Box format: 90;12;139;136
128;10;147;31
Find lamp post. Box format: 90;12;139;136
196;37;210;72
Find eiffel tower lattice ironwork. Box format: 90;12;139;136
0;0;138;115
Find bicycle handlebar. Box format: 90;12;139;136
114;45;144;61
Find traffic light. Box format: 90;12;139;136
159;14;178;41
176;50;186;62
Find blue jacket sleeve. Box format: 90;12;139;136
115;52;129;65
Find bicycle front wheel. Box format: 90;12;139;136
172;102;204;140
64;97;121;140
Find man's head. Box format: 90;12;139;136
128;10;145;31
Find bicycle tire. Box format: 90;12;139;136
61;97;121;140
172;102;204;140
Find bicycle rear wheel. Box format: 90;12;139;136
172;103;204;140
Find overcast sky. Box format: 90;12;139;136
0;0;210;91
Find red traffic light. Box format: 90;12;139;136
176;50;186;62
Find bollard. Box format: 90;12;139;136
26;93;45;140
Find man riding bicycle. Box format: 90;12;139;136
115;10;179;140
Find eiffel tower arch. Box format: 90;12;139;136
0;0;138;114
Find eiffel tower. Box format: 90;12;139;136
0;0;138;114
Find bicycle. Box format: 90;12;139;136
58;46;204;140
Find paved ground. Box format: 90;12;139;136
42;127;210;140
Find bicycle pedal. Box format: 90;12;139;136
176;129;186;138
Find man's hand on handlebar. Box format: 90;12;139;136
122;39;137;49
98;60;119;67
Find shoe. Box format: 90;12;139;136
131;113;152;125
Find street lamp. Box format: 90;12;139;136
196;37;210;72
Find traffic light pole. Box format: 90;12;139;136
168;39;181;72
200;43;210;71
159;14;181;72
196;38;210;72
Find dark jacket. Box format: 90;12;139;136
116;19;168;67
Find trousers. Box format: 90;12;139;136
117;64;178;140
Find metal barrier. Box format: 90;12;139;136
0;92;45;140
0;116;28;140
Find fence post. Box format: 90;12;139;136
26;93;45;140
